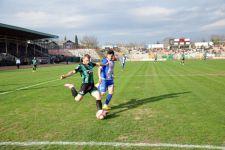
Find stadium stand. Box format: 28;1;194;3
48;49;101;62
0;23;58;66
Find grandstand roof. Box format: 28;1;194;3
0;23;58;40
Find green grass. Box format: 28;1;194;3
0;60;225;149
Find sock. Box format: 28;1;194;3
96;100;102;110
71;87;78;97
105;94;112;105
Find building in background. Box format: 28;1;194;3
145;44;164;50
194;42;213;49
169;38;191;49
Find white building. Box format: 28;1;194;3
169;38;191;49
146;44;164;49
194;42;213;48
101;45;118;49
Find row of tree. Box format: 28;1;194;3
64;35;99;49
64;34;225;49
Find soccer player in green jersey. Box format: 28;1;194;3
181;51;185;65
60;54;106;117
32;57;38;71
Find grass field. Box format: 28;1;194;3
0;60;225;149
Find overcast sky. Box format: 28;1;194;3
0;0;225;44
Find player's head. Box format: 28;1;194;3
106;50;114;60
82;54;91;64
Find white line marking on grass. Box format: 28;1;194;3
0;141;224;149
115;73;225;77
136;74;225;77
0;79;60;95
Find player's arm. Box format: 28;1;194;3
60;65;80;80
98;66;103;84
95;62;108;67
60;70;76;80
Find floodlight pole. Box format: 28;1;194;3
5;37;8;53
16;39;19;57
34;41;36;56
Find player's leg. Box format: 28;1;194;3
74;94;83;102
64;83;83;102
103;80;114;110
90;89;102;110
75;83;90;102
91;85;109;119
98;79;107;96
122;63;125;69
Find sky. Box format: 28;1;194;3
0;0;225;44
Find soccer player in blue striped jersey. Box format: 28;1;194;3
97;50;115;111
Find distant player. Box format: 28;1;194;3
181;51;185;65
154;52;157;63
97;50;115;111
121;54;126;70
32;57;37;71
16;58;21;69
203;51;207;60
60;54;106;118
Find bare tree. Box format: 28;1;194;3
211;34;225;46
80;36;99;48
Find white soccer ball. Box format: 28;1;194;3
96;110;106;120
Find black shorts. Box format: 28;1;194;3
78;83;98;96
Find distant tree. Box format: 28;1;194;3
80;36;99;49
211;35;222;45
75;35;79;48
202;39;206;42
127;43;136;49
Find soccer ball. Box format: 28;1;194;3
96;110;107;120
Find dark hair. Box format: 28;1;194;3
83;54;91;59
107;50;114;55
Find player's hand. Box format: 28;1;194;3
60;75;65;80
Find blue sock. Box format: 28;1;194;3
105;94;112;105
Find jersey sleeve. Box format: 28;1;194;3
74;64;81;73
102;58;108;65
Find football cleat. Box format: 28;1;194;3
64;83;74;89
103;104;111;110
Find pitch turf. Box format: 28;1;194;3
0;60;225;149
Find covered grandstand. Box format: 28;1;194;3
0;23;58;66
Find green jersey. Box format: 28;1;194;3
181;54;185;59
75;62;96;83
32;59;37;65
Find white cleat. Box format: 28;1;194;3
64;83;74;89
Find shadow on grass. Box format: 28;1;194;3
106;91;191;119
